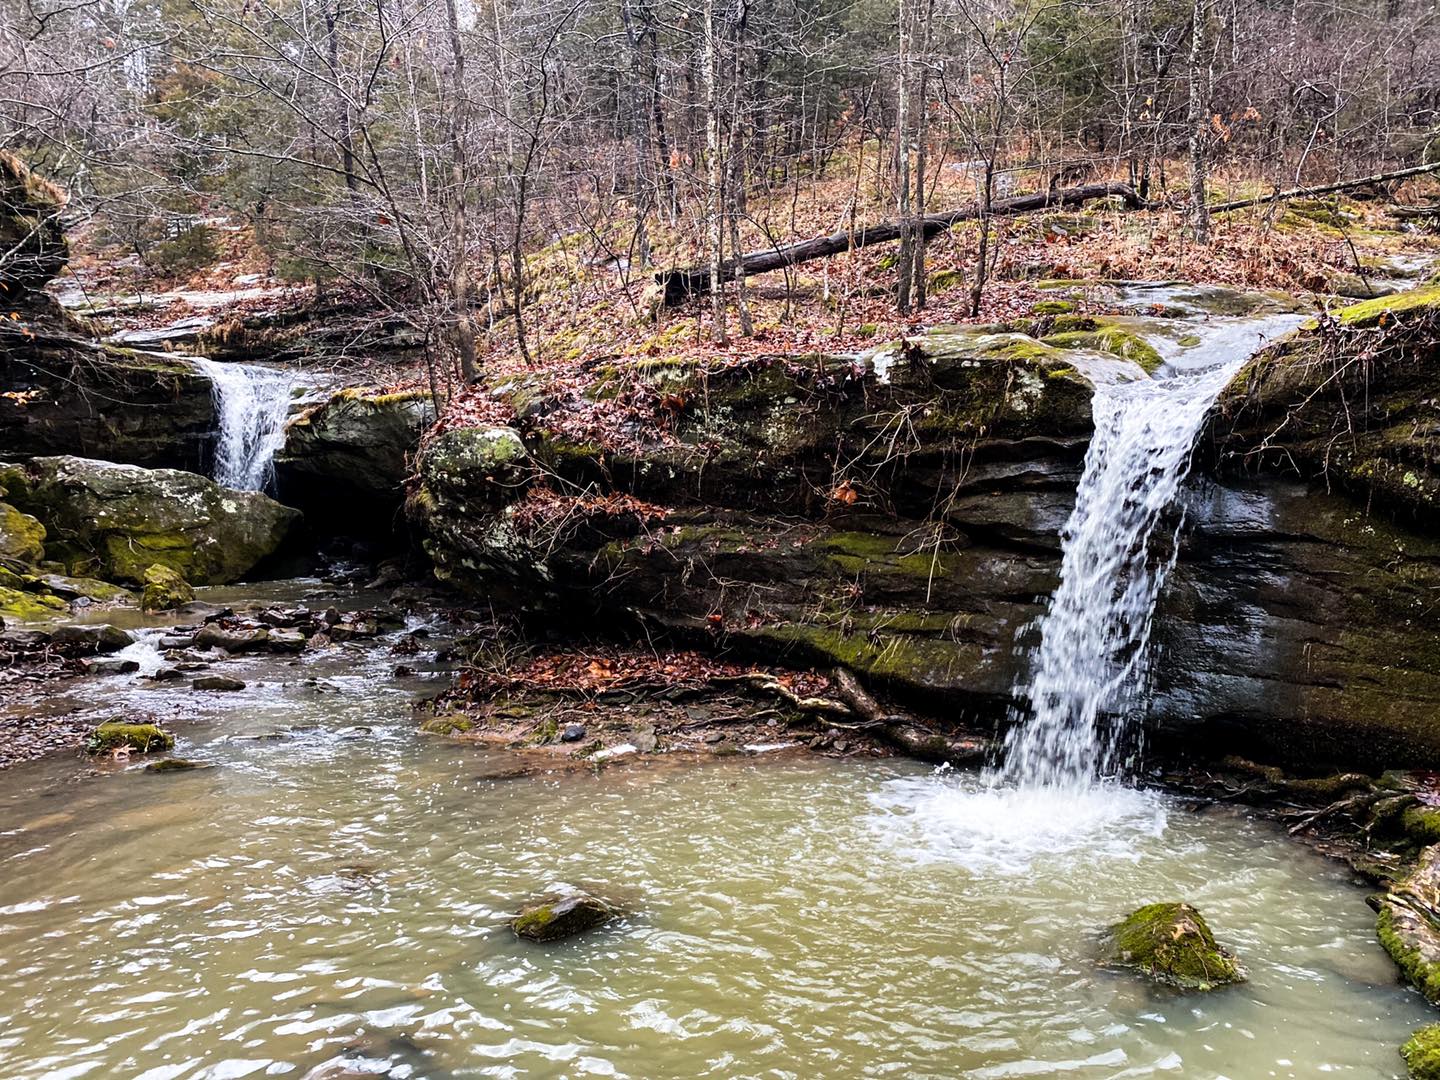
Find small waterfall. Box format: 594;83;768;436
998;317;1302;791
193;359;294;491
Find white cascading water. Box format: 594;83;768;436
872;315;1303;872
998;315;1305;791
192;358;295;491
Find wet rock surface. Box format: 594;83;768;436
511;890;617;942
0;456;300;585
1099;902;1245;991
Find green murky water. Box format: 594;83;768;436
0;588;1432;1079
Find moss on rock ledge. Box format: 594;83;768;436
88;722;175;755
1099;902;1245;990
1403;1024;1440;1079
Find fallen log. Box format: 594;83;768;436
1207;160;1440;215
654;181;1144;306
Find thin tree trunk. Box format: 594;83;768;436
442;0;479;384
894;0;914;314
1188;0;1211;244
704;0;727;343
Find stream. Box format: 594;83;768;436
1;306;1435;1077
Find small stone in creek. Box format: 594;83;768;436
703;732;725;744
192;675;246;692
561;724;587;743
511;891;617;942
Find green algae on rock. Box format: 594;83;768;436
0;456;299;584
141;563;194;612
88;722;175;755
1099;902;1245;991
1403;1024;1440;1079
0;501;45;563
511;890;617;942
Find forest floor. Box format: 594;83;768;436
56;156;1440;433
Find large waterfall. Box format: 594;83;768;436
998;317;1303;791
193;359;295;492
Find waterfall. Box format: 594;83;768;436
998;317;1302;791
192;359;294;492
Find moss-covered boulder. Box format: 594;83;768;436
87;722;175;755
0;501;45;563
276;387;437;523
141;563;194;612
0;456;299;584
511;890;617;942
1099;902;1245;991
1403;1024;1440;1079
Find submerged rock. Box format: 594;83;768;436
88;722;175;754
192;675;246;692
144;758;214;772
0;456;299;584
141;563;194;612
1099;902;1245;991
1403;1024;1440;1079
511;890;617;942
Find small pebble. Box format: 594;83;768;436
561;724;587;743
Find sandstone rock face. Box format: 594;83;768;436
0;456;299;585
412;307;1440;772
0;346;217;471
277;388;436;500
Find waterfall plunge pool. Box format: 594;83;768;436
0;686;1428;1078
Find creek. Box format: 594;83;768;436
0;307;1433;1078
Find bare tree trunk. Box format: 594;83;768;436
704;0;727;343
728;0;753;336
442;0;480;384
912;0;934;310
1188;0;1211;245
894;0;914;314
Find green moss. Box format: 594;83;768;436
529;717;559;745
419;714;474;735
0;501;45;563
1402;1024;1440;1079
141;563;193;612
1403;806;1440;845
512;904;555;936
0;586;68;621
1100;902;1245;991
1378;904;1440;1004
1336;285;1440;329
927;268;966;294
1043;326;1165;374
1031;299;1075;316
87;722;175;754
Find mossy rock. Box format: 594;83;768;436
511;890;617;942
1336;284;1440;329
0;501;45;563
144;758;214;773
927;268;966;294
419;713;474;735
1099;902;1246;990
141;563;194;612
0;456;298;585
1031;300;1075;316
1042;325;1164;374
1403;1024;1440;1079
1403;806;1440;846
0;585;67;621
88;722;175;755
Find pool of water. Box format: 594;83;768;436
0;625;1430;1080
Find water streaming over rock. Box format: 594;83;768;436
192;358;294;491
998;317;1303;791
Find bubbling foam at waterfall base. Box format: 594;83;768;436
998;318;1302;791
194;359;294;491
